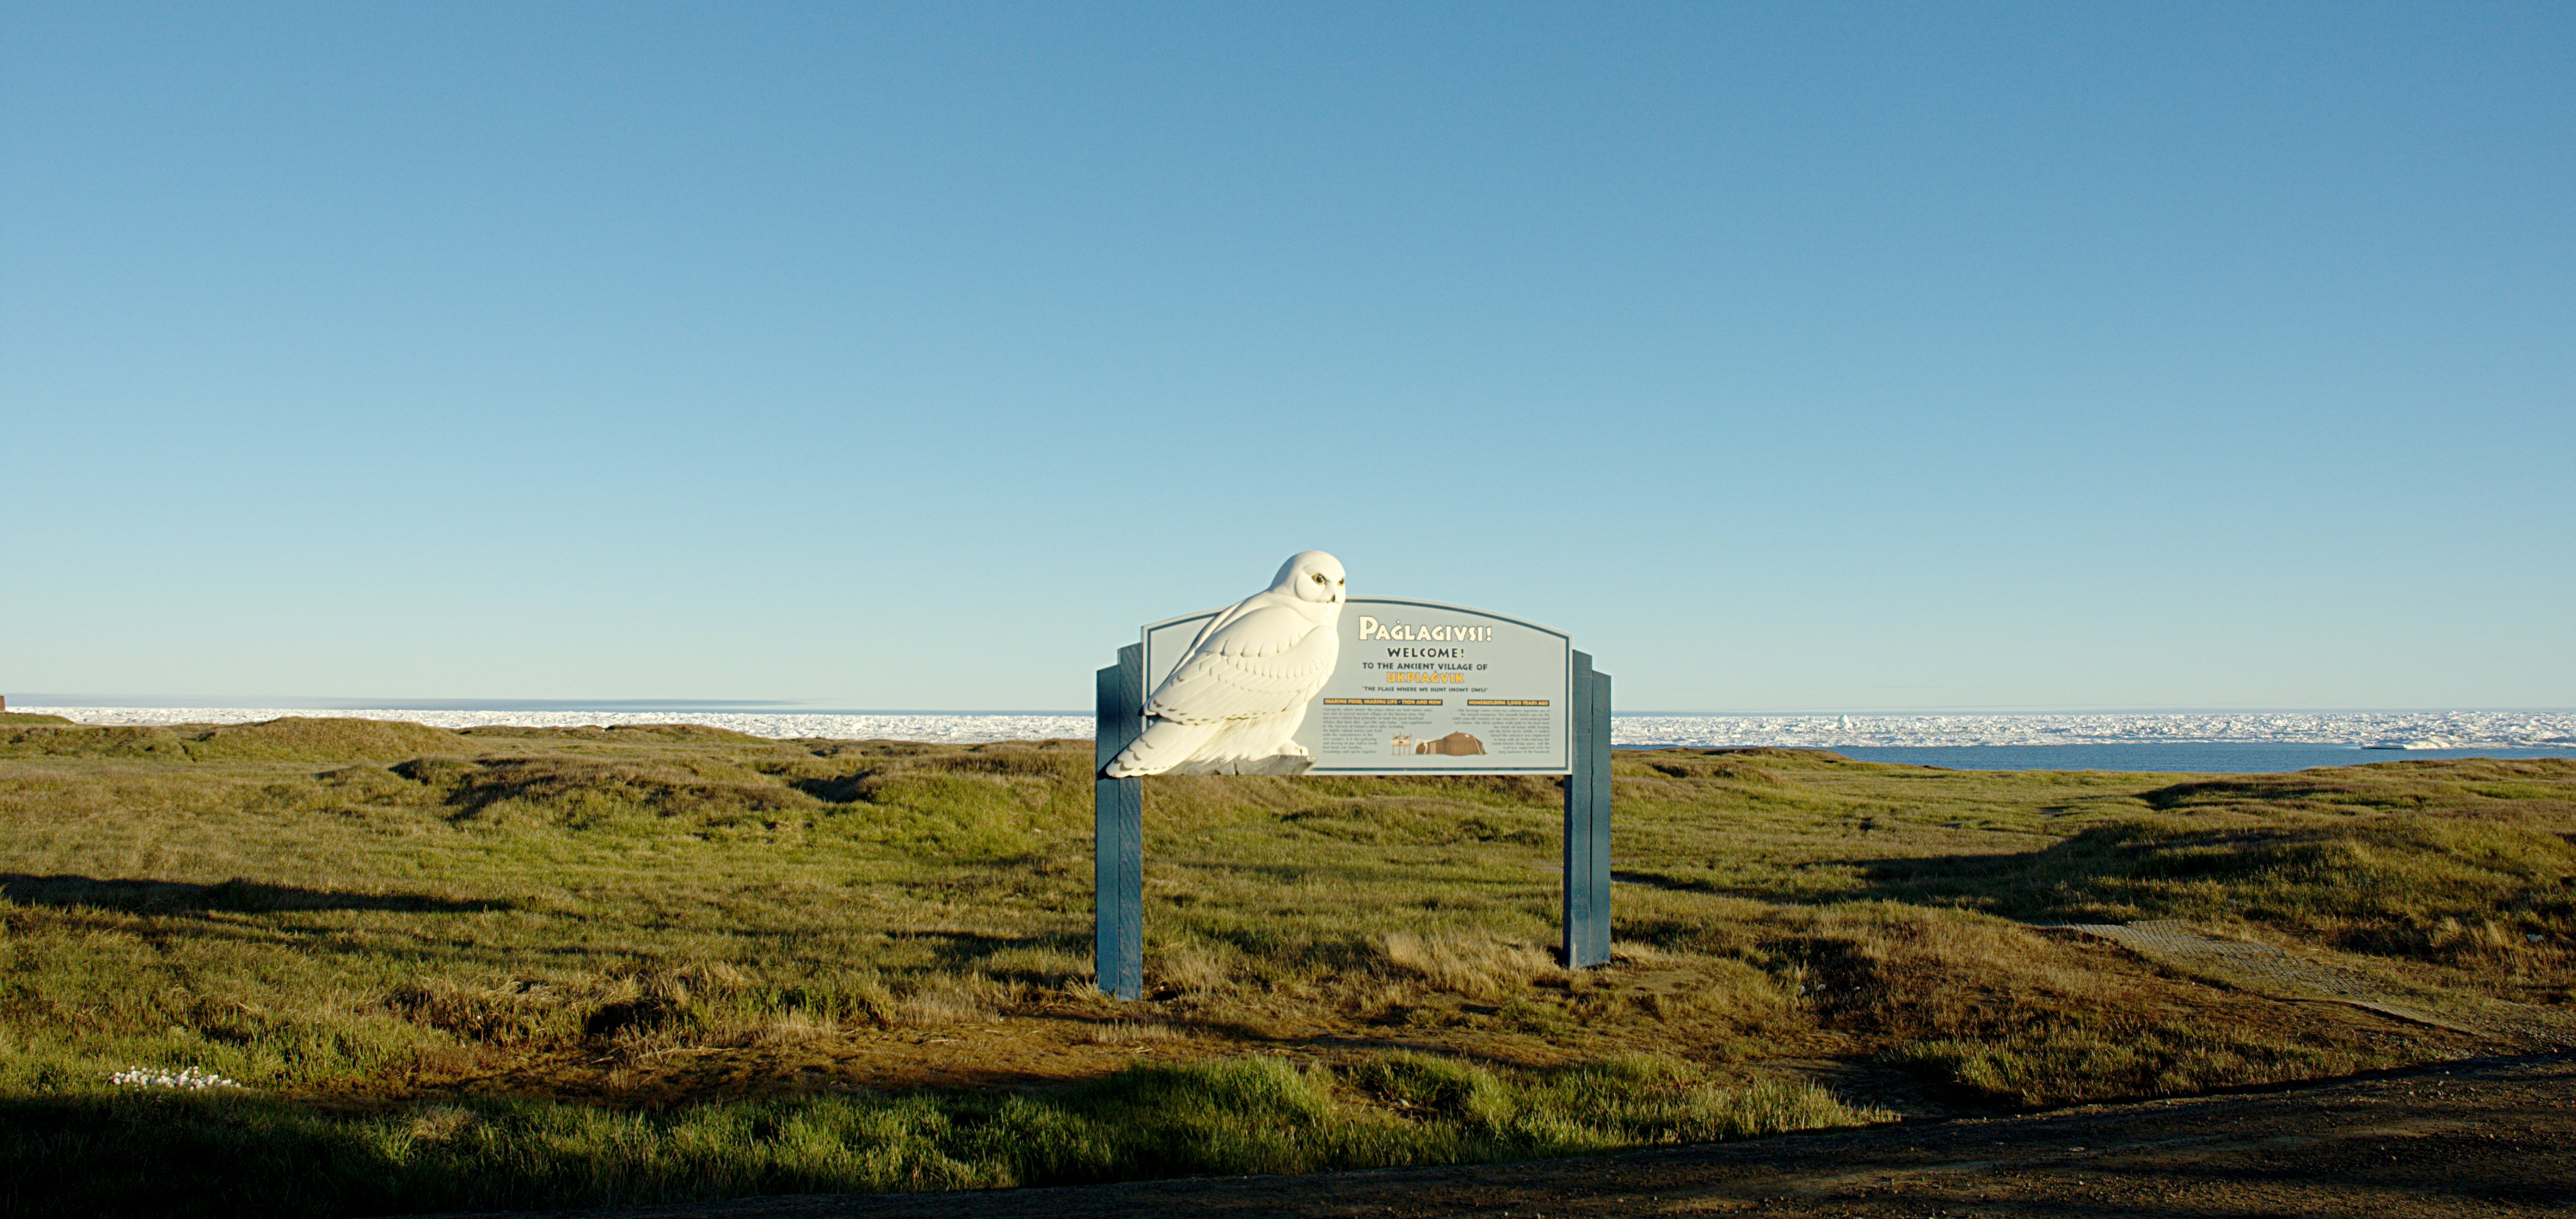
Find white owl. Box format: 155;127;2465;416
1104;551;1347;777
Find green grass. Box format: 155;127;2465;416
2;1054;1878;1215
1;718;2569;1214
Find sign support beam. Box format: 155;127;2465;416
1563;652;1614;968
1094;644;1145;1000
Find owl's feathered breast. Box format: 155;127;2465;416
1145;603;1341;726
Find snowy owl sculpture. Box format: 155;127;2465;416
1104;551;1347;778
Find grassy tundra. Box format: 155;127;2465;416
1;716;2570;1215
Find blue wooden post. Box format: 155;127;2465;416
1094;645;1146;1000
1583;664;1613;964
1563;652;1614;968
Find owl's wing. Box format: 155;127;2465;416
1146;605;1339;726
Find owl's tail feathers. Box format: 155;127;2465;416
1103;718;1218;778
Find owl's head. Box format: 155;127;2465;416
1272;550;1347;606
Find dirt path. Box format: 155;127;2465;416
504;1053;2575;1219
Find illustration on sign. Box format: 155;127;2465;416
1102;551;1347;777
1128;557;1574;777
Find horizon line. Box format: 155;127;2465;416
10;696;2574;717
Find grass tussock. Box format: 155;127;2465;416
0;723;2565;1214
1377;930;1565;1000
1085;1020;1187;1045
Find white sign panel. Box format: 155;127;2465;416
1143;597;1571;775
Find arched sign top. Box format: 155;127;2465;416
1142;596;1573;775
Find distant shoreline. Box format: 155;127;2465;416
14;705;2575;757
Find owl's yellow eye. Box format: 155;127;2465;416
1311;573;1325;583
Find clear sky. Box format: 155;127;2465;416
3;3;2569;713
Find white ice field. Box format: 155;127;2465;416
17;707;2575;750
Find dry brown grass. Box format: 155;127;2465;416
1085;1020;1189;1045
1378;929;1566;1000
890;975;1014;1028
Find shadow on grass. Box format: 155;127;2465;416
0;873;511;915
1615;820;2406;925
0;1092;407;1218
1612;869;1735;894
883;927;1097;980
1844;809;2572;938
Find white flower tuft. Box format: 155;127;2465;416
110;1066;244;1091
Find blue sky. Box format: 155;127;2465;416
3;2;2569;712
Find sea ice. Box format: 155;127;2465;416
18;706;2574;750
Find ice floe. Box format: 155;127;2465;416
17;707;2574;749
21;706;1094;743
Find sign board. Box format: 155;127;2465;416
1142;597;1571;775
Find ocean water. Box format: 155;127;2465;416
1606;710;2576;751
17;706;2574;775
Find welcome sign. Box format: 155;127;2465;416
1096;558;1613;1001
1142;597;1572;774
